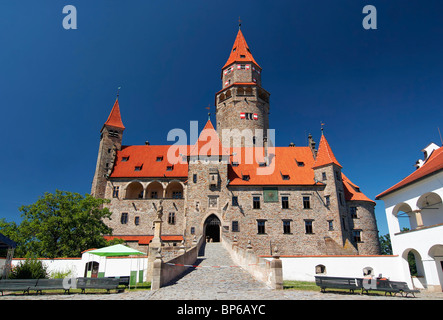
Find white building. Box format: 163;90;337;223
376;142;443;291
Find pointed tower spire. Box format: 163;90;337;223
312;134;342;169
222;28;260;69
103;98;125;131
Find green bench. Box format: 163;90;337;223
76;277;120;293
34;278;71;295
0;279;37;295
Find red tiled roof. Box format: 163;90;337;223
376;145;443;199
103;98;125;130
223;29;261;69
110;145;189;178
104;235;183;245
228;146;318;185
312;134;342;169
342;173;375;204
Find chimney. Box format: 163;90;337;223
308;134;317;158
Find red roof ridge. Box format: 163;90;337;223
103;98;125;130
376;145;443;199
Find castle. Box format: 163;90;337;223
91;27;380;256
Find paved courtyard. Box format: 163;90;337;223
1;243;442;300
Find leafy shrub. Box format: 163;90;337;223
9;259;49;279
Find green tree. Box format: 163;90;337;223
379;233;392;255
0;190;123;258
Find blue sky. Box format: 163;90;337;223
0;0;442;237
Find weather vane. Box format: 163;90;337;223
117;86;121;98
206;104;211;120
321;121;325;133
238;16;242;29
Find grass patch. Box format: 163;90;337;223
283;281;320;291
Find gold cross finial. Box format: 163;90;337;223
238;16;242;29
320;121;325;134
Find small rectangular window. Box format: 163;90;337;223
322;172;327;180
305;220;313;234
168;212;176;225
282;196;289;209
257;220;266;234
242;174;250;181
120;213;128;225
172;191;182;199
328;220;334;231
134;216;140;226
156;156;163;162
253;196;260;209
283;220;291;234
303;196;311;209
122;156;129;162
166;165;174;171
193;174;197;183
135;165;143;171
353;230;362;242
325;195;330;206
113;186;119;198
232;196;239;206
190;227;195;235
282;175;290;180
350;207;358;218
232;221;239;232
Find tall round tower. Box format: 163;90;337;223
215;27;270;148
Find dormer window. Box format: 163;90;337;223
233;47;237;52
282;175;290;180
156;156;163;162
242;174;250;181
240;54;246;58
166;165;174;171
232;161;239;167
134;164;143;171
258;162;266;167
122;156;129;162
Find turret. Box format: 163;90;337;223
91;97;125;199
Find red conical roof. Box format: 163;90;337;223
223;29;260;69
312;134;342;169
104;98;125;130
190;119;229;157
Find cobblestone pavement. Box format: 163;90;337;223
1;242;442;300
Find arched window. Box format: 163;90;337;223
125;182;144;199
363;267;374;276
315;264;326;275
165;181;183;199
146;181;164;199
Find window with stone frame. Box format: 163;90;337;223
120;213;128;224
303;196;311;209
232;196;239;206
350;206;358;218
113;186;119;198
328;220;334;231
325;195;330;207
134;216;140;226
322;172;327;181
353;230;362;243
257;220;266;234
281;196;289;209
253;196;261;209
232;221;239;232
283;220;291;234
168;212;176;225
305;220;313;234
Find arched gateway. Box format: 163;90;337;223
204;215;221;242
